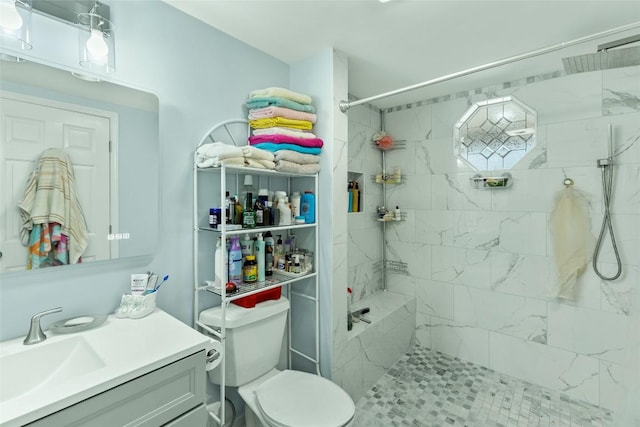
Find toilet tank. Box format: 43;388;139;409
199;297;289;386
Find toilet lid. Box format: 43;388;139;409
255;370;355;427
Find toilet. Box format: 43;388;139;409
199;297;355;427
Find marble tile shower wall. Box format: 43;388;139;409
348;104;384;303
369;66;640;410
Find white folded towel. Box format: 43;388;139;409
274;150;320;165
275;160;320;174
242;145;275;161
196;142;244;167
252;127;317;139
249;87;312;105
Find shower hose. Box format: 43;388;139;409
592;161;622;281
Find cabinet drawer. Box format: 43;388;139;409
162;404;207;427
27;351;206;427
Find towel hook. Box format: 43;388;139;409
563;178;574;187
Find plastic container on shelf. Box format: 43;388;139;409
301;191;315;223
232;286;281;308
229;235;243;286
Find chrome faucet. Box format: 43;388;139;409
23;307;62;345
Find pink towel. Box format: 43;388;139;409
249;106;317;124
249;134;324;148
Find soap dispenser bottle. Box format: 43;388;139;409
228;235;243;286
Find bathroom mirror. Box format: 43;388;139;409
0;59;160;273
454;96;537;171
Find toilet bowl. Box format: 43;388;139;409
239;368;355;427
199;297;355;427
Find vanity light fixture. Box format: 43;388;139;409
0;0;32;59
77;2;114;73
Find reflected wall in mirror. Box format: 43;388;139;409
1;60;160;272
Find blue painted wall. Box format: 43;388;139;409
0;0;291;340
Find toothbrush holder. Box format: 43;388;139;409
115;292;157;319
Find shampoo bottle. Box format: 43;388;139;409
301;191;315;223
264;231;274;276
255;233;266;282
228;235;243;286
241;234;253;258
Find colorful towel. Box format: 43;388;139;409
18;148;88;265
251;142;322;155
250;117;313;130
246;97;316;113
275;160;321;174
274;150;321;165
252;127;317;139
27;222;70;269
249;106;317;123
249;87;312;105
249;135;323;148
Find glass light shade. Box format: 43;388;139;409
77;12;115;73
0;0;32;54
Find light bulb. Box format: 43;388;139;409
0;0;23;31
86;28;108;64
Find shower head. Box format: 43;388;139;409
562;34;640;74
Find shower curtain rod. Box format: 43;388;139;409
339;21;640;113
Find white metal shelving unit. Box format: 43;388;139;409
192;119;320;427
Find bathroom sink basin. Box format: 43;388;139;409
0;335;105;401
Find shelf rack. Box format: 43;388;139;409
192;119;320;427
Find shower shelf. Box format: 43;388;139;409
371;141;407;151
470;173;512;189
375;259;409;275
372;173;404;185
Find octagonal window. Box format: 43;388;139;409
454;96;537;171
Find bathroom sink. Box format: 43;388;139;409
0;310;210;427
0;335;105;401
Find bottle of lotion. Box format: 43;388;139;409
255;233;266;282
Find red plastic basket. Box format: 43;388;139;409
232;286;281;308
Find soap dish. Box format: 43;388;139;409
50;315;108;334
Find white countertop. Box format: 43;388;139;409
0;309;210;427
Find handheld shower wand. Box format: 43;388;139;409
592;124;622;281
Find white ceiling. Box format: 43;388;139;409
163;0;640;109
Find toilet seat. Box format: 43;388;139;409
249;370;355;427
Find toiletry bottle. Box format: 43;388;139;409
255;233;266;282
267;201;274;226
242;175;256;207
275;235;284;266
228;235;243;286
242;255;257;283
234;195;243;224
284;236;291;254
293;254;301;274
352;183;359;213
278;198;291;226
224;191;232;224
214;237;224;287
347;181;353;213
242;192;256;228
241;234;253;258
301;191;315;223
395;205;401;221
291;192;301;218
264;231;274;276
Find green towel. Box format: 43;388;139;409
246;97;316;113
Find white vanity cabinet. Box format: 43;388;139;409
26;351;206;427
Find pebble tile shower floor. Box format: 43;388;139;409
353;345;612;427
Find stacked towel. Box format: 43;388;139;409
246;87;322;173
196;142;275;170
